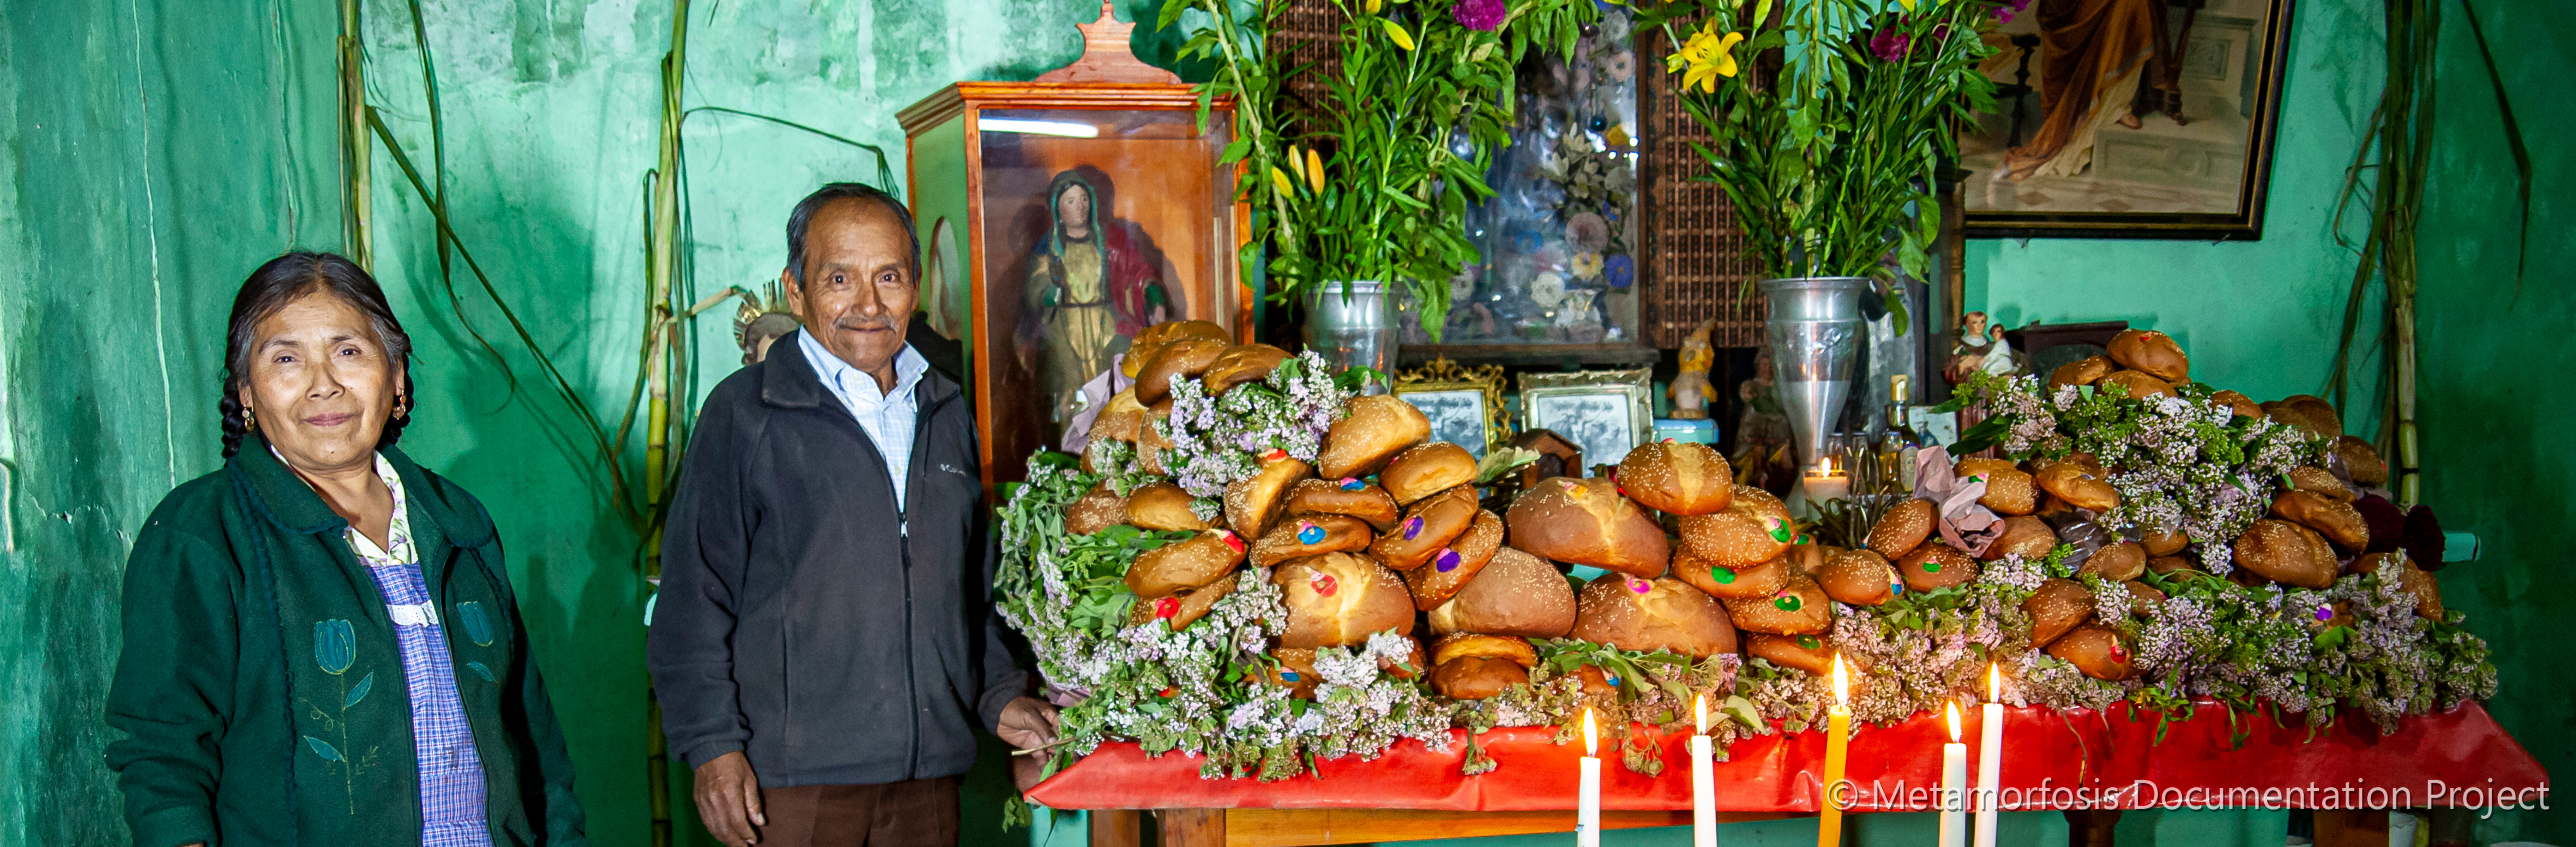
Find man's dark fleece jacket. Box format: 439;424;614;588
648;333;1028;786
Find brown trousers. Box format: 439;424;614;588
756;776;960;847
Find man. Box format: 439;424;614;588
651;183;1058;847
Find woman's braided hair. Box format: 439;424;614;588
220;252;415;458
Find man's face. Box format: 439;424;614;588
785;198;916;379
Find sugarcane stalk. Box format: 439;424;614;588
339;0;371;267
643;4;690;846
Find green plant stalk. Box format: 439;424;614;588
644;3;690;847
338;0;371;268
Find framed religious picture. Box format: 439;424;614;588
1959;0;2295;239
1392;359;1510;459
899;4;1252;489
1519;368;1653;471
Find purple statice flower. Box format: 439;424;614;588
1870;28;1911;62
1450;0;1506;31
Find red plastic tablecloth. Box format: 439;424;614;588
1027;701;2547;812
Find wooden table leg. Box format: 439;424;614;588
1091;809;1143;847
2315;810;2391;847
2065;809;2122;847
1162;808;1228;846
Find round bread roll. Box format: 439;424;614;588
1401;510;1504;609
1260;647;1321;698
1134;338;1229;405
1867;499;1936;558
1568;665;1621;697
1896;543;1978;592
1570;575;1740;658
1981;516;2060;562
2023;578;2094;647
1719;574;1830;635
2077;542;2147;581
1428;546;1577;638
2048;355;2117;389
2351;553;2445;619
2139;525;2187;556
2034;461;2120;513
1125;529;1247;599
1285;477;1402;531
2270;489;2369;551
1785;541;1832;579
2231;519;2339;589
1677;486;1795;568
1371;486;1480;571
1381;442;1478;505
2333;436;2388;486
1431;632;1539;668
1091;389;1148;444
1955;458;2036;516
1136;406;1173;476
2099;370;2174;401
1508;477;1673;577
1745;632;1836;675
1380;636;1430;680
2285;466;2354;502
2209;389;2265;421
1818;548;1901;606
2148;555;2198;576
1273;552;1415;649
2263;395;2342;439
1127;482;1214;531
1432;656;1530;700
2108;329;2190;383
1250;513;1376;568
2046;624;2135;681
2122;581;2167;616
1203;344;1292;395
1132;569;1239;631
1319;395;1432;480
1672;547;1791;600
1224;454;1312;537
1616;441;1736;516
1128;319;1232;363
1066;482;1129;535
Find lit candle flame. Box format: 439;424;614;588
1695;694;1708;736
1831;653;1849;707
1946;701;1962;742
1583;707;1598;757
1987;662;2001;704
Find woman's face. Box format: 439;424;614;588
238;291;401;474
1055;185;1091;230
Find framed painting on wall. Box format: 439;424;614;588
902;81;1249;489
1959;0;2295;239
1519;368;1653;472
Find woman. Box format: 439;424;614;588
106;252;586;847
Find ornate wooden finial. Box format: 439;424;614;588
1035;1;1182;84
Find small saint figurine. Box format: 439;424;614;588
1667;318;1717;419
1944;311;2020;385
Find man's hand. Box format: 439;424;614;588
995;695;1060;753
693;751;766;847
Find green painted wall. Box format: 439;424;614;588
5;0;2562;846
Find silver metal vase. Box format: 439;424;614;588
1304;280;1398;392
1759;276;1871;470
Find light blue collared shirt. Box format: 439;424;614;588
795;328;927;515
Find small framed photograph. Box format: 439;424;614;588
1519;368;1652;471
1392;359;1510;459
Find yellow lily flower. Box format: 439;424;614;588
1305;148;1327;193
1897;0;1915;9
1365;0;1382;13
1271;166;1296;197
1383;18;1416;50
1672;27;1746;93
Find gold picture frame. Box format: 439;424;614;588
1391;358;1511;459
1517;367;1653;472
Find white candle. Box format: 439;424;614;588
1975;664;2005;847
1693;695;1717;847
1941;703;1968;847
1579;708;1602;847
1801;473;1851;507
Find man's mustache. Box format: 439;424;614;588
832;317;899;332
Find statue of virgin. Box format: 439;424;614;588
1021;170;1170;422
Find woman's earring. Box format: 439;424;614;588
395;395;409;419
244;408;257;432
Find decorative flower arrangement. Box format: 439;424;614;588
1160;0;1598;337
996;357;2496;790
